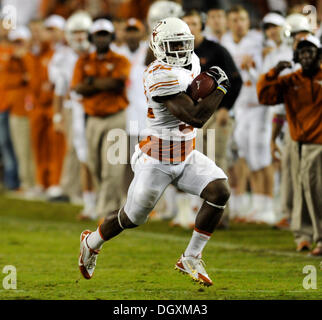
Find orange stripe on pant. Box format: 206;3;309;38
30;107;66;188
139;135;195;163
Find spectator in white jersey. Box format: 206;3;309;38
221;5;274;223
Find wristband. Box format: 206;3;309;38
217;85;227;95
53;113;63;124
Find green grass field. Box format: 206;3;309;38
0;194;321;300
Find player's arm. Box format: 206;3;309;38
52;70;74;132
71;57;99;96
52;94;65;132
92;77;125;93
154;66;230;128
270;113;286;163
53;72;68;115
75;77;125;95
257;61;292;105
76;57;129;94
73;76;105;96
157;89;226;128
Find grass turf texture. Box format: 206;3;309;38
0;195;321;300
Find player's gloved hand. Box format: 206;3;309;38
206;66;230;93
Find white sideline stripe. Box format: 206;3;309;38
132;230;315;259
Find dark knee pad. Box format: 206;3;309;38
205;180;231;206
119;209;138;229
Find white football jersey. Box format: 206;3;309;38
221;30;263;117
142;52;201;141
49;45;79;97
222;30;263;82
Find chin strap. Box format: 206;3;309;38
117;208;124;229
206;201;226;210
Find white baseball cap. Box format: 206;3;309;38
8;26;31;41
297;34;321;49
126;18;145;32
90;19;114;34
44;15;66;30
263;13;285;27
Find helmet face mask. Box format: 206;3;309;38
163;38;194;66
65;11;92;52
67;30;90;51
150;18;194;67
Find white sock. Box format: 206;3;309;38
184;229;211;258
83;191;96;215
251;194;264;212
264;196;273;212
236;193;249;217
86;227;105;250
242;193;251;210
264;196;276;222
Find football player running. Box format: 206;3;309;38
79;17;231;287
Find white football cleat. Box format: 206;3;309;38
175;254;213;286
79;230;100;279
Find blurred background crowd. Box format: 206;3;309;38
0;0;321;254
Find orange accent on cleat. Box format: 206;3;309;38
198;273;213;286
79;230;100;280
79;265;91;279
176;260;184;270
174;255;213;287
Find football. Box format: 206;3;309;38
187;71;216;101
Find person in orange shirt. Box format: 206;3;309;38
28;16;67;198
257;35;322;256
4;27;35;194
0;20;19;190
72;19;131;218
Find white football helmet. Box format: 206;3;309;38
147;0;184;30
150;17;194;67
65;11;93;51
283;13;312;38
